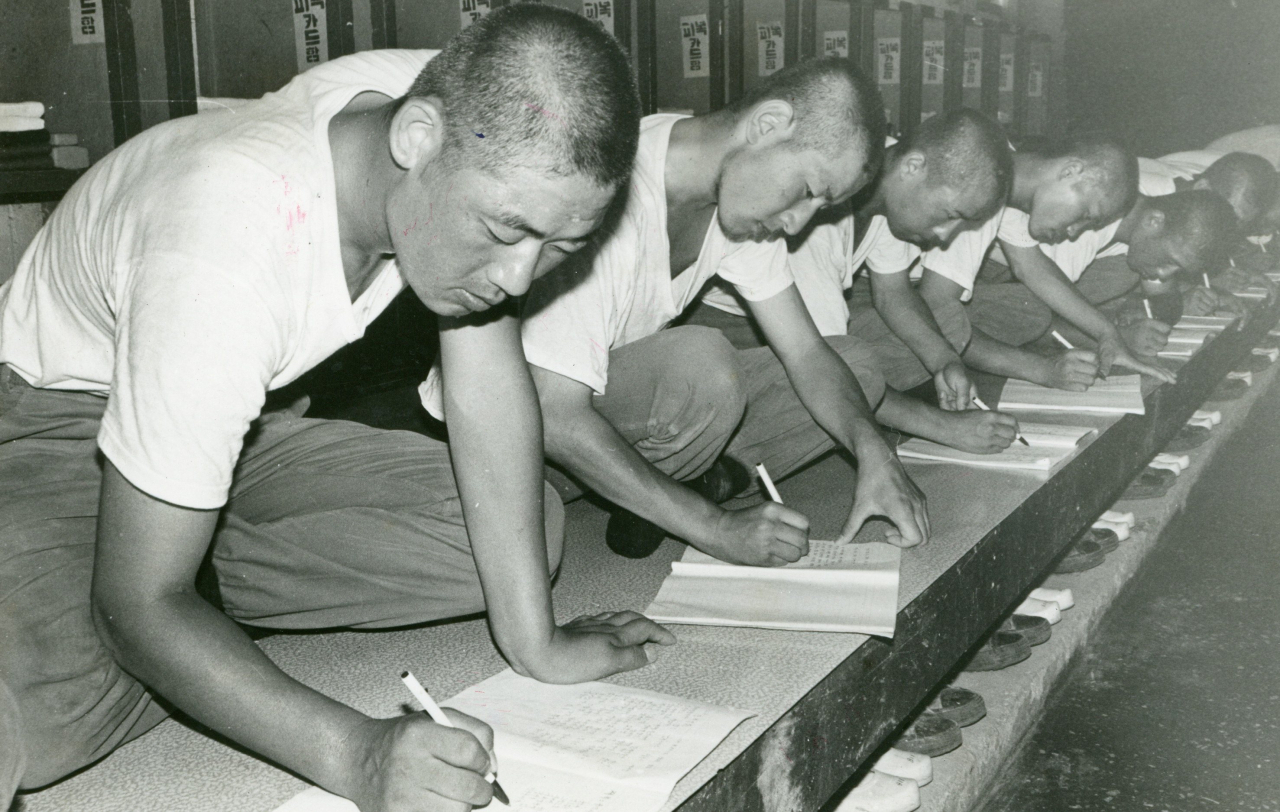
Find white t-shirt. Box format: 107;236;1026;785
977;160;1177;274
0;50;431;509
697;211;919;336
1205;125;1280;170
419;114;794;416
918;207;1039;301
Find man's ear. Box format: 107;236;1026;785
1191;177;1211;191
897;150;927;179
389;96;447;171
1057;157;1086;181
1143;208;1167;234
744;98;797;147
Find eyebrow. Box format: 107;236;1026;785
494;211;547;240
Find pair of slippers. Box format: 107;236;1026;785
892;686;988;759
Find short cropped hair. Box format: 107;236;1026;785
730;56;886;178
1150;189;1238;276
898;109;1013;221
1199;152;1280;232
1043;134;1139;222
402;4;640;188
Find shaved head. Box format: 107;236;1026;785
897;109;1013;221
1045;134;1138;223
402;3;640;188
730;56;886;177
1198;152;1279;233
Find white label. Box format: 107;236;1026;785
823;30;849;58
681;14;710;79
70;0;105;45
757;21;784;76
460;0;492;30
999;52;1015;92
877;37;900;85
922;39;944;85
1028;61;1043;97
582;1;614;36
963;46;982;88
292;0;328;73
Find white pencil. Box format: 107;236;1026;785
401;671;509;805
755;463;783;503
1144;298;1154;319
971;396;1029;446
1203;272;1212;289
1051;330;1075;350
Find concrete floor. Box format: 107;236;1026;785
979;378;1280;812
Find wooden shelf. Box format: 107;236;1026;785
0;168;83;205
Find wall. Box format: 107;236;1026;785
1064;0;1280;156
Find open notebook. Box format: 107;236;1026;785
1176;315;1237;332
273;671;752;812
644;540;900;636
998;374;1145;415
897;423;1097;474
1164;327;1215;345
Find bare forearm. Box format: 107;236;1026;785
95;590;366;797
963;328;1054;384
873;275;961;372
544;407;723;547
1007;246;1115;340
439;314;558;674
785;342;893;461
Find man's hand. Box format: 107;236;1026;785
1118;318;1171;356
1045;349;1099;391
837;453;929;548
934;360;977;411
1183;286;1219;317
346;712;496;812
703;502;810;566
1101;330;1177;383
526;612;676;684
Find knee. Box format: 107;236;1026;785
685;327;748;421
542;481;565;576
660;327;747;433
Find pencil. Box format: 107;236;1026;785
1144;298;1154;319
755;463;783;503
1203;272;1212;289
1051;330;1075;350
400;671;510;806
971;395;1029;446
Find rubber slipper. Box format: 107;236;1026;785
1208;377;1248;402
1029;586;1074;610
930;686;988;727
894;712;962;757
1002;614;1052;646
1055;537;1106;573
1166;425;1211;452
1084;526;1120;553
965;630;1032;671
1013;597;1062;625
870;748;932;787
1121;468;1173;500
835;770;921;812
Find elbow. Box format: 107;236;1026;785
89;587;131;664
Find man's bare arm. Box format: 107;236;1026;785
533;366;810;566
438;309;674;683
872;268;974;409
748;285;929;546
91;464;496;812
